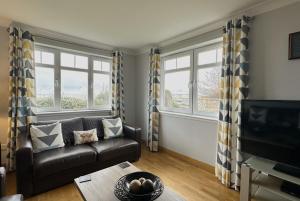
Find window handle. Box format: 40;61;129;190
188;81;193;89
193;80;197;88
55;80;59;88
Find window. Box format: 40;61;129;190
92;59;111;108
34;45;112;112
161;43;222;118
162;52;192;112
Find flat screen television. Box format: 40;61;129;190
241;100;300;171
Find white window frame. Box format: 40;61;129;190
160;50;193;114
34;44;112;113
193;43;222;117
160;42;222;119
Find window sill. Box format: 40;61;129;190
159;110;218;123
37;109;111;115
37;109;112;120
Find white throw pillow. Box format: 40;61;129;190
30;122;65;153
73;129;98;145
102;117;123;139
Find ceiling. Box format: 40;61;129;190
0;0;292;51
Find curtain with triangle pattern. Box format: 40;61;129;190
147;48;160;152
7;26;37;171
112;51;125;122
215;16;250;190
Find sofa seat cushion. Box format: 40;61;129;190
33;145;96;178
90;138;138;161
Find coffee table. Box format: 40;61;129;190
74;162;185;201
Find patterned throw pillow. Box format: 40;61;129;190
30;122;65;153
73;129;98;145
102;117;123;139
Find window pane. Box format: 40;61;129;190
35;50;41;63
198;49;217;65
177;56;190;68
41;52;54;65
164;71;190;109
61;53;75;67
61;70;88;110
35;67;55;110
217;48;222;63
102;61;110;72
165;58;176;70
75;55;88;69
93;73;110;107
197;66;220;116
93;60;101;71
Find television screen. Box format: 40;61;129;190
241;100;300;168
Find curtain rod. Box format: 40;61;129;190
6;27;115;54
33;34;113;53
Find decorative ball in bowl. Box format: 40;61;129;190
114;171;164;201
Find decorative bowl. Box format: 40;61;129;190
114;171;164;201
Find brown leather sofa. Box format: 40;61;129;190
16;116;141;197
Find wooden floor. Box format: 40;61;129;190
6;146;239;201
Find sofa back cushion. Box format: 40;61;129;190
32;117;83;146
60;118;83;145
82;116;104;140
30;122;65;153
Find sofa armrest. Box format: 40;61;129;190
16;133;34;197
123;124;142;160
123;124;142;144
16;133;33;166
0;167;5;198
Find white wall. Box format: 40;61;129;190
250;2;300;100
135;53;149;140
123;54;137;126
160;114;217;165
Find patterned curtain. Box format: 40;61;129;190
147;48;160;152
215;16;250;190
7;26;36;171
112;51;125;122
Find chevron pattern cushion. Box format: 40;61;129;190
30;122;65;153
102;117;123;139
73;129;98;145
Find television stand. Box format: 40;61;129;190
240;157;300;201
274;163;300;178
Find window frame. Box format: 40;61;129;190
34;46;59;112
34;44;112;113
160;42;222;119
90;55;112;110
160;50;193;114
193;43;222;118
